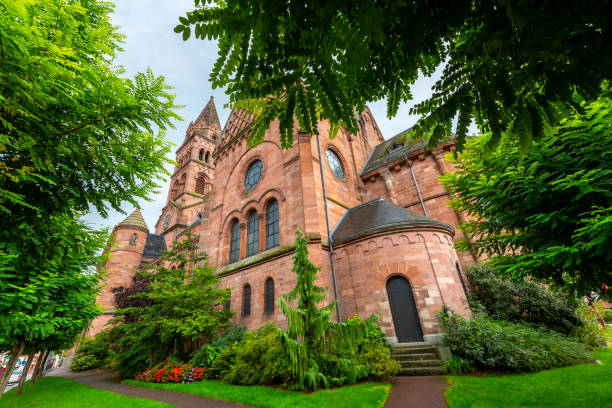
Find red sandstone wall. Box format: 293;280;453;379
334;229;471;340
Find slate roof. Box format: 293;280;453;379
360;128;431;176
330;198;453;244
143;233;167;259
116;209;148;230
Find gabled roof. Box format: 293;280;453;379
142;233;167;259
116;209;148;230
360;128;430;176
194;96;221;130
330;198;453;244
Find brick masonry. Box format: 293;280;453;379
89;100;475;344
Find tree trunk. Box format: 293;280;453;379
29;350;45;386
15;350;35;395
0;341;25;401
33;350;50;381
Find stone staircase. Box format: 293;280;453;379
392;343;447;376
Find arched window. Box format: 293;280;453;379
130;233;137;245
170;182;179;200
198;149;204;161
229;219;241;263
266;200;279;249
264;278;274;314
195;174;208;195
325;149;345;179
246;211;259;256
205;151;210;163
242;284;251;316
456;263;468;295
224;293;231;310
178;173;186;193
164;215;171;229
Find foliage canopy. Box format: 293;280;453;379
442;86;612;296
176;0;610;151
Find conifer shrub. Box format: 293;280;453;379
71;329;115;372
439;308;589;372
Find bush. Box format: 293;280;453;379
207;342;239;379
445;356;475;375
466;264;583;334
572;302;606;347
71;329;114;371
439;308;589;372
209;325;246;349
603;309;612;324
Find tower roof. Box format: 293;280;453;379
194;96;221;130
116;209;148;230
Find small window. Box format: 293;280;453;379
242;284;251;317
205;151;211;163
224;294;231;310
246;211;259;256
164;215;171;229
244;160;263;190
388;142;404;153
198;149;204;161
229;219;241;263
325;149;345;179
264;278;275;314
130;233;137;246
266;200;279;249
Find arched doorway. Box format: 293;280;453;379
386;276;424;342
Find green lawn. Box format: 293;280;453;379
445;329;612;407
123;379;390;408
0;377;174;408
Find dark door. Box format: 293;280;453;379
386;276;424;342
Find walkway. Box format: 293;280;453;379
384;376;449;408
49;367;252;408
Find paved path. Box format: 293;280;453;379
49;367;252;408
384;376;449;408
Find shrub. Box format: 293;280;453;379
439;308;589;372
209;325;246;349
190;344;220;367
223;324;291;386
445;356;475;375
207;343;239;379
466;264;583;334
71;354;101;372
572;302;606;347
603;309;612;324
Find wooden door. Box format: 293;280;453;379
386;276;424;342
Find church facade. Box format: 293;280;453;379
91;98;474;344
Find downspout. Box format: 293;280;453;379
406;154;428;216
315;132;342;322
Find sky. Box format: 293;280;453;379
82;0;444;231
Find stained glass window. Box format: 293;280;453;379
247;211;259;256
264;278;275;314
326;149;345;179
229;219;241;263
266;200;279;249
245;160;263;190
242;284;251;316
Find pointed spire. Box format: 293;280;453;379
116;209;148;230
194;96;221;130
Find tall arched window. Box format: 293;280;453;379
246;211;259;256
229;219;241;263
242;284;251;317
264;278;274;314
198;149;204;161
170;182;179;200
205;151;211;163
195;174;208;195
130;233;137;245
178;173;186;193
266;200;279;249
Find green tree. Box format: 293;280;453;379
112;233;233;378
1;0;180;219
441;86;612;297
278;231;393;390
176;0;610;151
0;214;106;399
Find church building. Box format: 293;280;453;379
91;97;474;344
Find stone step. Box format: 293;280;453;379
392;352;439;361
398;366;447;376
392;346;438;354
395;358;444;368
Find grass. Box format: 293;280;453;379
123;379;391;408
0;377;174;408
445;328;612;407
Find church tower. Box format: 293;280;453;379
155;97;221;245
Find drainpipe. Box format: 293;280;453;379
315;132;342;322
406;154;428;217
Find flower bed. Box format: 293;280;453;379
134;362;206;383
